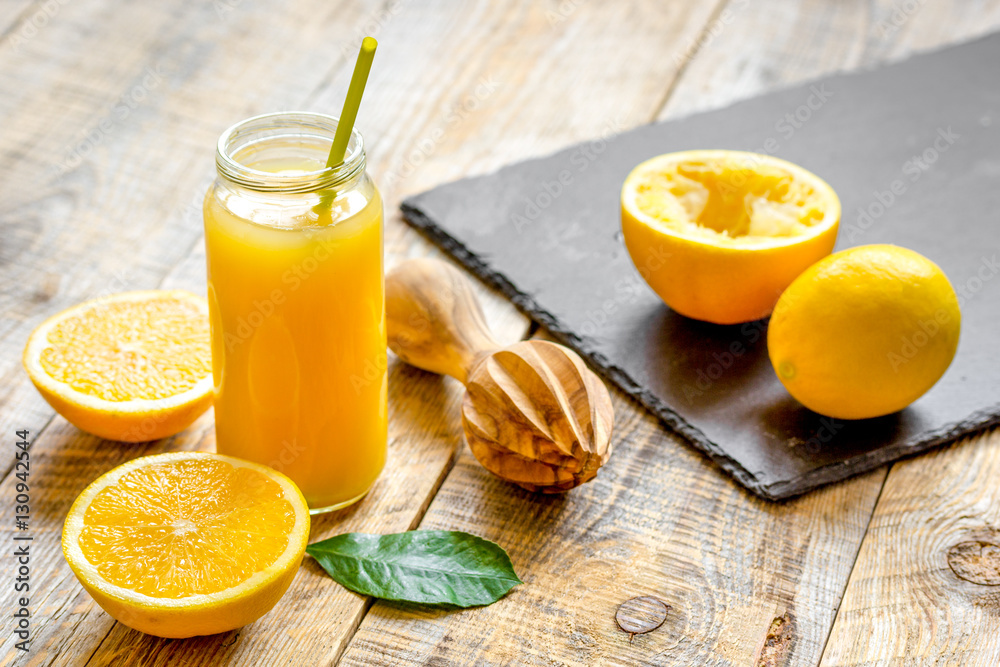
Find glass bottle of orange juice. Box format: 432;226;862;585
203;111;386;513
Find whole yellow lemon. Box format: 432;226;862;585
767;245;960;419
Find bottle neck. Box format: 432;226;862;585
215;111;366;194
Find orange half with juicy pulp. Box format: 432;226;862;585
23;290;212;441
621;150;840;324
62;452;310;638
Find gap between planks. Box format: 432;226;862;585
63;4;536;659
647;0;731;119
815;464;889;664
323;405;474;667
326;4;745;661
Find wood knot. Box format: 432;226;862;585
615;596;668;642
948;541;1000;586
32;272;62;304
756;612;795;667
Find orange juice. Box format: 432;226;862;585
203;112;386;512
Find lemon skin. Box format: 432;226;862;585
767;245;961;420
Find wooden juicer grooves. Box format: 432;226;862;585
386;258;614;492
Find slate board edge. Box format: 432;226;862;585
401;201;1000;499
400;201;765;495
397;32;1000;499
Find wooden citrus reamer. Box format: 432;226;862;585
386;258;614;492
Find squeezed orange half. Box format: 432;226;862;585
621;150;841;324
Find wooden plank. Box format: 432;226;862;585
820;430;1000;666
0;0;371;471
0;0;531;665
343;3;1000;665
0;0;727;663
340;378;886;666
659;0;1000;122
654;3;1000;663
73;0;730;662
0;0;42;40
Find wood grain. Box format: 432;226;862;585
386;259;614;492
463;339;614;493
659;0;1000;122
343;4;1000;665
0;0;527;664
387;258;502;384
307;0;728;199
340;378;886;666
0;0;724;664
820;430;1000;666
655;3;1000;664
3;0;1000;665
0;0;369;475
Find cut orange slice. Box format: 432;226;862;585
23;290;212;441
621;150;840;324
62;452;310;638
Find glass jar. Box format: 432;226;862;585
203;111;387;513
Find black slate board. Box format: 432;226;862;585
400;34;1000;499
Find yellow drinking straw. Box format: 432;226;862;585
327;36;378;168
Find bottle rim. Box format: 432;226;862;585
215;111;365;193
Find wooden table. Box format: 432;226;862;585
3;1;1000;665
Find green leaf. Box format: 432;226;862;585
306;530;522;608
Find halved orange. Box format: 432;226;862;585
621;150;841;324
62;452;310;638
23;290;212;441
